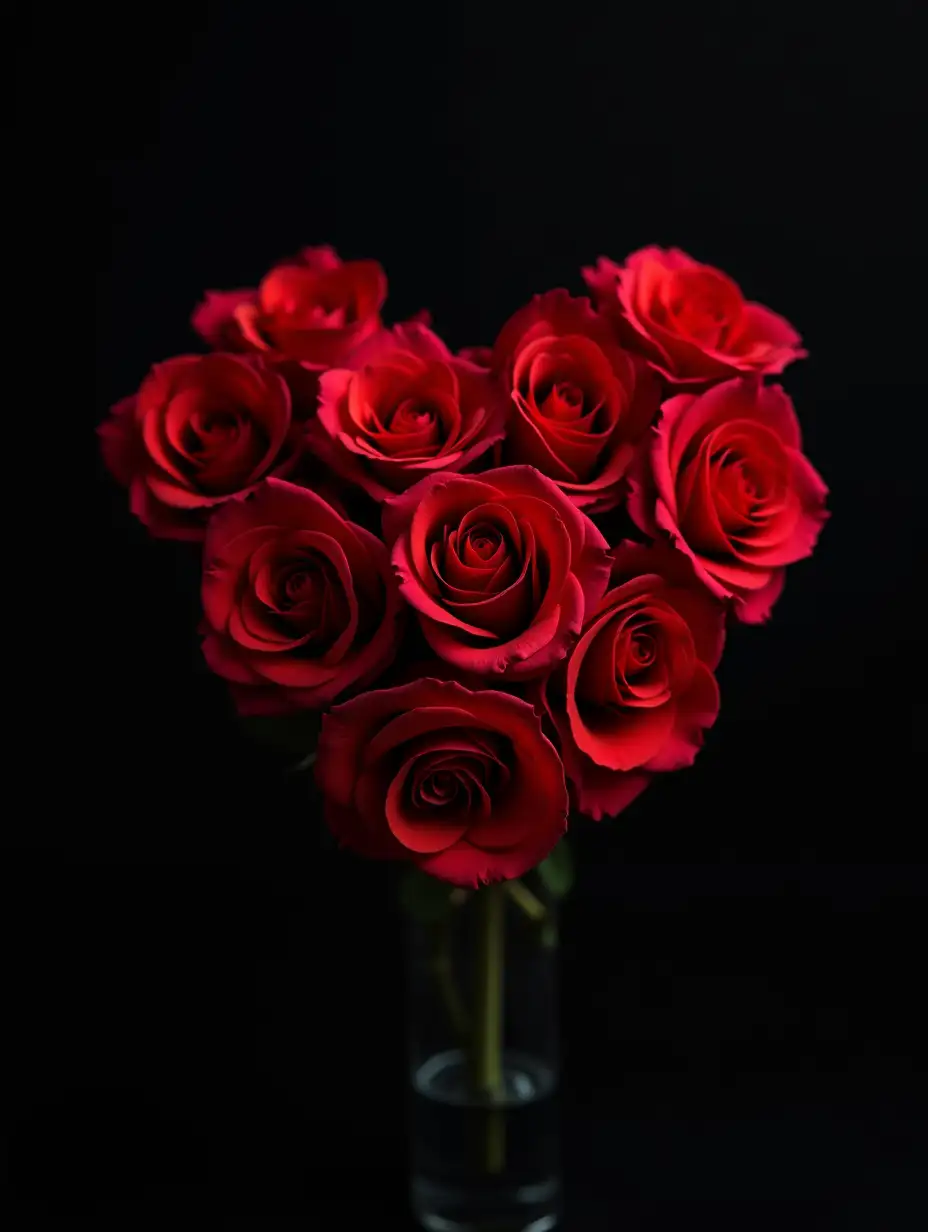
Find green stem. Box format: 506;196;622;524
430;922;470;1043
471;883;506;1174
505;878;547;923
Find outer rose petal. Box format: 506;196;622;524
643;661;720;771
568;762;652;823
491;289;614;378
295;244;343;271
98;397;142;486
419;820;564;886
316;678;568;886
191;289;255;349
420;573;584;679
345;321;453;368
733;567;786;624
541;681;651;822
129;478;211;541
202;631;263;685
458;345;493;368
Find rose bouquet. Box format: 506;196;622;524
100;243;827;1228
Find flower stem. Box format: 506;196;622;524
471;882;506;1174
429;922;470;1043
505;878;547;923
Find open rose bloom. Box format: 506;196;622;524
101;240;827;886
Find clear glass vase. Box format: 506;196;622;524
405;875;561;1232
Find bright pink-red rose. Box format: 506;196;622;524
192;245;386;369
98;354;298;541
628;377;828;623
491;291;660;514
200;478;404;714
539;540;725;821
383;466;612;679
316;678;568;886
307;323;508;501
583;246;806;388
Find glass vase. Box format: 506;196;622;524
405;875;561;1232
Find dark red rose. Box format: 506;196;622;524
583;246;806;388
192;245;386;369
316;677;568;886
307;323;508;501
200;478;404;714
628;377;828;623
491;291;661;514
539;540;725;821
99;354;298;541
383;466;612;680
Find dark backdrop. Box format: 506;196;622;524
7;3;926;1228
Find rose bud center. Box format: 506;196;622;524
541;379;586;422
463;522;504;562
665;270;742;345
306;304;346;328
628;629;657;670
388;399;439;434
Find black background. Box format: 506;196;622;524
7;3;926;1227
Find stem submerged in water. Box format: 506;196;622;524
471;882;506;1174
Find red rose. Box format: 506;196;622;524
628;377;828;623
491;291;661;514
307;323;508;501
583;246;805;388
192;245;387;369
316;678;568;886
383;465;612;679
540;540;725;821
200;478;404;714
98;354;298;541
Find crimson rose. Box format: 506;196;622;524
584;246;805;388
200;478;403;714
492;291;660;513
192;245;386;369
383;466;611;679
308;323;508;500
316;678;568;886
629;377;828;623
99;354;298;540
541;540;725;820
